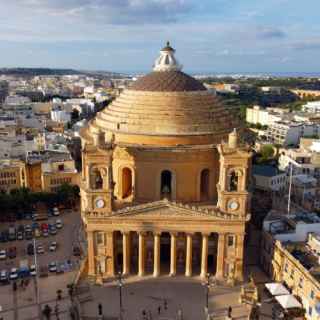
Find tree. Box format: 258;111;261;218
260;144;275;161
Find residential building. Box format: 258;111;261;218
50;106;71;124
291;89;320;99
252;165;287;192
266;121;320;146
0;159;27;192
246;105;288;126
301;101;320;113
261;211;320;320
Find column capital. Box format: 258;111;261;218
121;230;131;236
201;232;211;237
137;231;147;236
170;232;178;237
153;231;162;236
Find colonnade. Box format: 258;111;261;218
87;230;244;281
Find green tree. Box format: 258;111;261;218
260;144;275;161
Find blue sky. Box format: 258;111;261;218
0;0;319;73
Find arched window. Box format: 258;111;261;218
228;170;238;192
91;169;103;190
121;167;133;198
161;170;172;199
200;169;210;201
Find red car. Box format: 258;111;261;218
41;223;49;231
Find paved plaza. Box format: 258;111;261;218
79;276;251;320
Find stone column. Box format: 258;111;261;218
122;231;130;276
170;232;177;276
216;233;225;279
200;233;209;278
185;233;193;277
87;231;95;276
138;232;146;277
105;231;115;277
153;232;161;277
235;234;245;282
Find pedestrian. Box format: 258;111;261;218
157;306;161;315
227;306;232;317
142;309;146;320
164;299;167;310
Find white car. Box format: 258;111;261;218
30;265;37;276
48;262;57;272
25;225;32;233
55;219;63;229
53;208;60;216
49;242;57;252
0;249;6;260
37;245;45;254
9;268;18;280
42;229;49;237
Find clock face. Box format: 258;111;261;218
228;200;239;211
95;198;105;209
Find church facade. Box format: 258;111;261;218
80;43;252;283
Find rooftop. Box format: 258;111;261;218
252;165;285;177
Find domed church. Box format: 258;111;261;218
80;43;252;283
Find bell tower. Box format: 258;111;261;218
80;131;114;216
217;129;252;217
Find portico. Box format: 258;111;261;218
86;200;248;282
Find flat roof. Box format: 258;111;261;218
253;165;285;177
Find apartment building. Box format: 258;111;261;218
0;159;26;192
267;121;320;146
261;211;320;320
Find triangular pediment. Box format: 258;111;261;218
109;200;238;221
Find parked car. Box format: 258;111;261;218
9;268;18;280
17;225;25;233
48;262;57;273
73;246;81;257
8;247;16;259
32;222;39;230
42;229;49;237
55;219;63;229
18;266;30;278
8;227;16;241
49;242;57;252
25;231;33;240
0;250;6;260
30;265;36;276
37;245;45;255
53;207;60;216
41;223;48;231
49;226;57;235
25;225;32;233
17;232;24;240
0;270;9;284
27;243;34;255
56;263;64;274
34;228;41;238
39;265;48;277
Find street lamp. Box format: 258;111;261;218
117;271;124;320
202;273;214;312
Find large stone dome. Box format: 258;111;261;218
85;43;240;146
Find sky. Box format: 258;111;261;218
0;0;320;73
